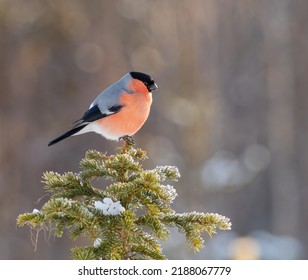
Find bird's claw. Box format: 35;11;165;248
119;135;135;151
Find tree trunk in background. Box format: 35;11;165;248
263;0;299;236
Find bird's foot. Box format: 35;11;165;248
119;135;135;152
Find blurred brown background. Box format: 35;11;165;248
1;0;307;259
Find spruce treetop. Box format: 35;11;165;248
17;143;231;260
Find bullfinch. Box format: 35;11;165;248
48;71;158;146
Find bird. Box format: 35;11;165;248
48;72;158;146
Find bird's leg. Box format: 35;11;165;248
119;135;135;152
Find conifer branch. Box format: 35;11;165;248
17;143;231;259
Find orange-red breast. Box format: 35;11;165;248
48;72;158;146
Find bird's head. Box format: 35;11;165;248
128;71;158;93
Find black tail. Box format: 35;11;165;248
48;124;87;146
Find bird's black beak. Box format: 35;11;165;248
148;82;158;92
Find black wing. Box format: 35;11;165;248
80;104;122;123
48;104;123;146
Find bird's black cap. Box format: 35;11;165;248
130;71;158;92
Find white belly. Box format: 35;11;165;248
74;122;121;141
